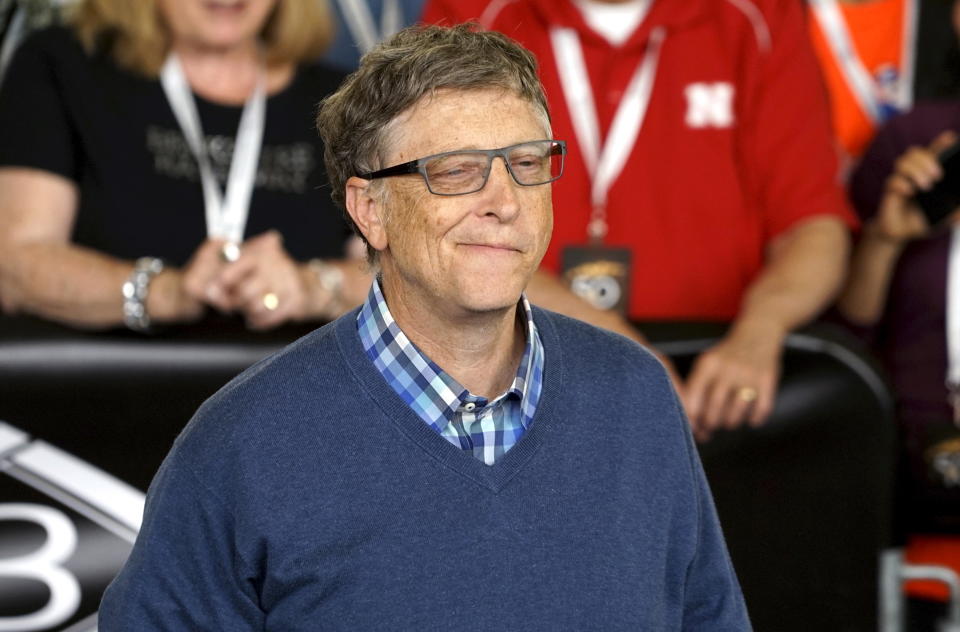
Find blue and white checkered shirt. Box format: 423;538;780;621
357;279;544;465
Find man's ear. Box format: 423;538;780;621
345;177;388;252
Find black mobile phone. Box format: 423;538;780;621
914;141;960;227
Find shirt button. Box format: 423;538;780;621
463;402;476;412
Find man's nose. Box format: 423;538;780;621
481;157;522;221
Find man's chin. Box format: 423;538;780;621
456;284;528;316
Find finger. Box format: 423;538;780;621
220;235;298;300
243;229;284;253
241;291;277;329
884;173;917;199
682;356;715;424
207;266;255;312
723;387;754;430
680;385;701;431
251;305;291;330
183;254;229;307
232;268;294;329
181;268;208;303
930;130;958;154
748;377;777;427
693;426;712;444
246;307;283;330
894;147;940;187
197;237;229;261
232;274;269;313
905;208;931;234
896;149;942;189
897;145;940;170
245;291;291;330
204;283;235;313
701;376;733;435
216;255;259;291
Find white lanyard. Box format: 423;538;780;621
947;227;960;422
550;26;665;242
809;0;917;125
336;0;403;55
159;53;266;245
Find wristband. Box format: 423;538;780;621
308;259;344;317
122;257;164;332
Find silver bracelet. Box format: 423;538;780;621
122;257;164;332
308;258;344;316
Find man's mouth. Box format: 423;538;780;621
460;242;522;253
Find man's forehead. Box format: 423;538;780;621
383;87;547;160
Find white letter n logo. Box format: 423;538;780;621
684;82;734;128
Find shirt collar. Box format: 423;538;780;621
356;278;543;435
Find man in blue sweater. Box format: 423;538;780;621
99;24;750;630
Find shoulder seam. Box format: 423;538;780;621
724;0;772;54
480;0;518;28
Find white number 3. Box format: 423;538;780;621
0;504;81;631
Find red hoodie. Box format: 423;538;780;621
423;0;857;320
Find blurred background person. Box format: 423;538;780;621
422;0;858;441
0;0;371;333
838;1;960;621
320;0;425;72
0;0;75;80
807;0;960;176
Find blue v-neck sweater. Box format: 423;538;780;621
100;308;750;630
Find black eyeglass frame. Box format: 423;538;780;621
357;140;567;196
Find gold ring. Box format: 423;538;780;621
262;292;279;311
737;386;758;403
220;242;241;263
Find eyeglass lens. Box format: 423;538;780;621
423;141;563;195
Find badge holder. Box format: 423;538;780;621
562;239;632;318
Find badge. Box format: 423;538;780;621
926;436;960;488
561;246;632;315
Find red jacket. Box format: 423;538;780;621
423;0;857;320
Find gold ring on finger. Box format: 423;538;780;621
262;292;279;311
736;386;758;403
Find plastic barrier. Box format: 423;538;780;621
0;316;896;630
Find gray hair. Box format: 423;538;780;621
316;23;551;262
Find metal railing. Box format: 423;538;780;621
881;548;960;632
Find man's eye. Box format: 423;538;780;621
430;160;484;179
511;155;545;171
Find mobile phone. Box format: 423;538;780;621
914;141;960;227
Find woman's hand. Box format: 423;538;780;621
873;130;957;243
177;238;233;316
210;230;308;330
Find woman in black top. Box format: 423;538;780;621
0;0;370;331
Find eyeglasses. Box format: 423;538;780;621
358;140;566;196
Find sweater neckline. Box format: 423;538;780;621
334;306;564;493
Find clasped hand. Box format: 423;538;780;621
181;230;308;330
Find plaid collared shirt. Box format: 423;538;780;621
357;279;544;465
